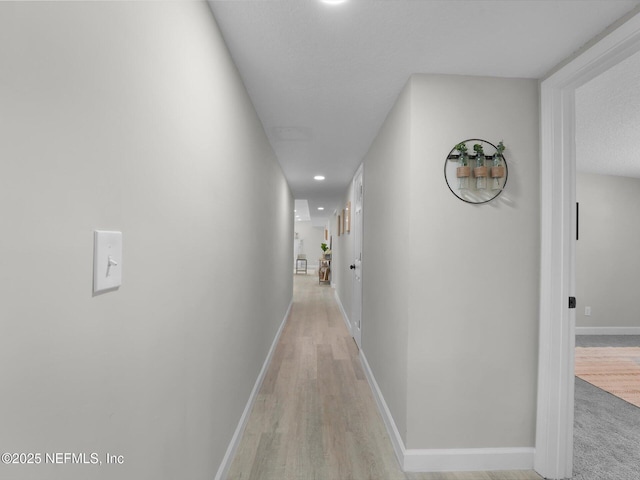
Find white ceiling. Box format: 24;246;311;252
576;48;640;178
208;0;640;224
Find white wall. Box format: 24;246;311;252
0;2;293;479
334;179;356;324
407;74;539;449
361;81;413;444
359;74;539;457
294;221;324;267
576;172;640;329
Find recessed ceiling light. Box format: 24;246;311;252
314;175;325;181
318;207;325;211
321;0;348;4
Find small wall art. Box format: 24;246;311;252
345;201;351;233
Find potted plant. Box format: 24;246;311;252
455;142;470;190
321;243;331;259
491;141;506;191
473;143;487;190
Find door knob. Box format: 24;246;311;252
350;264;356;270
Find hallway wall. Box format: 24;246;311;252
576;172;640;330
334;175;357;326
359;74;539;461
294;221;324;268
361;81;413;444
407;74;539;450
0;2;293;480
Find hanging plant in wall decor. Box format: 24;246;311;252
444;139;508;204
473;143;488;191
455;142;470;191
491;141;506;191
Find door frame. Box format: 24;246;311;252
535;11;640;479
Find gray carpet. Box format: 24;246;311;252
573;336;640;480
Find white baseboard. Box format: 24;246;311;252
334;290;352;335
576;326;640;335
359;351;534;473
403;447;534;472
359;351;405;467
214;300;293;480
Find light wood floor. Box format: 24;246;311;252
227;274;542;480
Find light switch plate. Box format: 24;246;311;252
94;230;122;294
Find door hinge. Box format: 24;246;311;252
569;297;576;309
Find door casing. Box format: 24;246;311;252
536;11;640;479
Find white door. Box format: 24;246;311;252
351;165;364;349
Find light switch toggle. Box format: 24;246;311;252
107;256;118;276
